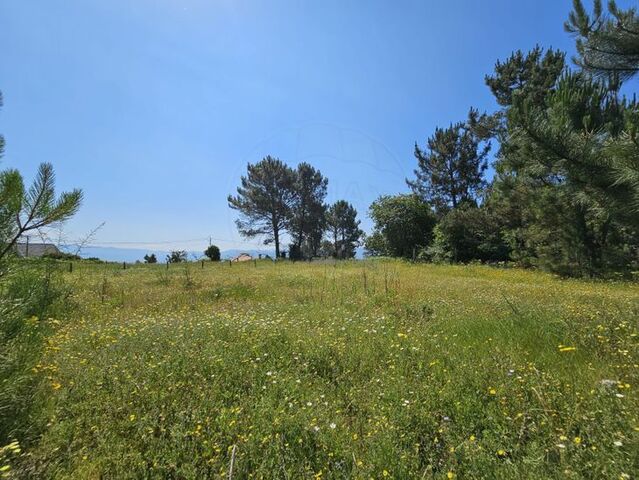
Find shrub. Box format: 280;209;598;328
204;245;220;262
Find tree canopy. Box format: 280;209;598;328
228;156;296;259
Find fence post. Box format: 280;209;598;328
254;259;257;267
69;262;73;273
123;262;126;270
229;260;232;267
201;260;204;269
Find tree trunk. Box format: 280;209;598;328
274;229;280;259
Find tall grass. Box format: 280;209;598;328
2;259;638;478
0;260;74;453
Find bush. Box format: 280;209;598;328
144;253;158;264
42;251;81;261
166;250;187;263
366;194;437;258
204;245;220;262
430;206;510;263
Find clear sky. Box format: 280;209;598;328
0;1;613;253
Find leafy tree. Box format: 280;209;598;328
325;200;362;259
0;163;83;261
204;245;220;261
228;156;295;259
143;253;157;264
426;204;510;264
289;163;328;258
407;109;491;215
166;250;187;263
366;194;436;259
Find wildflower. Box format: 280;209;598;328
573;437;581;445
329;423;336;429
613;441;623;447
383;470;389;477
447;472;455;479
489;388;497;395
497;449;506;457
129;414;136;422
558;346;576;352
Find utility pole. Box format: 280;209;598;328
25;235;30;257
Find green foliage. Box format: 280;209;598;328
366;194;436;258
0;163;83;261
143;253;158;264
485;46;566;108
289;163;328;258
486;45;639;276
42;251;81;261
566;0;639;81
0;260;72;446
325;200;362;259
427;205;510;264
166;250;187;263
203;245;220;262
407;109;491;215
228;156;296;258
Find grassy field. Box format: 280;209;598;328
3;259;638;479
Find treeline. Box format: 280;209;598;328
228;156;363;260
367;0;639;278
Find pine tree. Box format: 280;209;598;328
566;0;639;81
486;45;639;276
289;163;328;258
407;109;490;215
228;156;295;259
325;200;362;259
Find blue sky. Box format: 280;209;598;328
0;1;609;254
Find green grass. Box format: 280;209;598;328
3;260;638;478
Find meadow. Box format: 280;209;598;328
2;259;638;479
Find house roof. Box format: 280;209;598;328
15;243;60;257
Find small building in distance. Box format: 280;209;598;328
15;242;61;258
232;253;253;262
